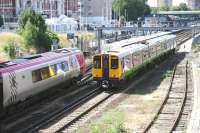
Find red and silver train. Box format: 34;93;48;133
0;48;85;112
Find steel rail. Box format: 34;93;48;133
142;61;188;133
20;87;102;133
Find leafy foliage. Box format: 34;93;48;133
196;43;200;51
159;5;170;11
0;15;3;27
163;70;173;78
17;8;58;52
151;7;159;14
158;3;190;11
112;0;150;21
87;110;125;133
195;5;200;11
124;49;175;80
171;3;190;11
4;42;16;59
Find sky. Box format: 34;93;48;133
147;0;188;7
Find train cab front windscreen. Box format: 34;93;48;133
111;56;118;69
92;55;102;78
110;56;120;79
93;56;101;69
0;75;3;112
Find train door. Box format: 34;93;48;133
102;54;109;80
0;75;3;112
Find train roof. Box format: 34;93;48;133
102;34;176;58
102;32;172;52
0;48;81;74
147;34;176;46
105;43;147;58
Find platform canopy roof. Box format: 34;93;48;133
157;11;200;15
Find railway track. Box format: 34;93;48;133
40;91;115;133
141;60;189;133
2;30;196;133
172;63;193;132
175;30;193;45
1;64;94;132
3;84;101;133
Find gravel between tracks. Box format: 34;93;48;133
73;54;187;133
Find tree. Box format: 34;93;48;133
151;7;159;14
171;3;190;11
0;15;3;27
195;5;200;11
159;5;170;11
22;20;38;47
178;3;190;11
112;0;126;16
112;0;150;21
4;41;16;59
17;8;58;52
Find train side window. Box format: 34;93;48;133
111;56;118;69
32;70;42;82
40;67;51;80
61;61;69;72
52;64;57;74
93;56;101;69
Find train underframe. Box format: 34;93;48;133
94;78;124;89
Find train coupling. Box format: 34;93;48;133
102;80;110;89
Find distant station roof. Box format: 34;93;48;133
157;11;200;15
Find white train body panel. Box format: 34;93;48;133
0;48;85;108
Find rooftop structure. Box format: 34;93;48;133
80;0;113;26
158;11;200;15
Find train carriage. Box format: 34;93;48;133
0;48;85;111
92;34;176;88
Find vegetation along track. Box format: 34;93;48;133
142;60;189;133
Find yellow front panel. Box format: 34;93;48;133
109;55;121;79
92;55;102;78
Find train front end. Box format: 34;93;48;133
92;54;122;88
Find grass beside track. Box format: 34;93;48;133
77;110;126;133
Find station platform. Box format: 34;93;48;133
188;61;200;133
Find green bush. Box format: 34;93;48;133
4;42;16;59
196;43;200;51
18;8;58;53
163;70;173;78
123;49;175;80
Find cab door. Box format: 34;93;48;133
102;54;109;80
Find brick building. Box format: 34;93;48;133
0;0;16;22
80;0;113;25
16;0;65;18
0;0;113;26
64;0;79;17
